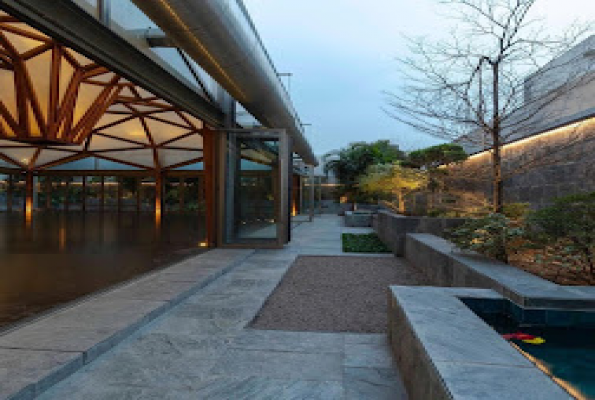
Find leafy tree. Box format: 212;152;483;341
405;143;469;211
387;0;593;212
323;140;405;204
359;163;428;213
406;143;468;169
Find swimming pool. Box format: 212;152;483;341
464;298;595;400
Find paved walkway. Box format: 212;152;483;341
38;216;408;399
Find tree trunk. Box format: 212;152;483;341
491;61;504;213
397;191;406;214
491;141;504;213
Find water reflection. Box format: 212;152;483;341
0;212;207;329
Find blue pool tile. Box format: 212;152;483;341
522;309;546;326
546;310;579;327
577;311;595;328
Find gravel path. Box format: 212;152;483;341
251;255;429;333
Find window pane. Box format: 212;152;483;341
0;174;8;211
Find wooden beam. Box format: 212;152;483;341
48;44;61;135
20;43;52;61
91;153;152;170
162;157;204;171
92;132;150;148
71;76;121;142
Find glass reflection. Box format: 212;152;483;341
225;135;284;243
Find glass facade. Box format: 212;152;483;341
0;174;8;211
223;131;289;245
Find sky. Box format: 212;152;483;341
242;0;595;156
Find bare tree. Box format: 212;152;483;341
386;0;594;212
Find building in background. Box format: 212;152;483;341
457;35;595;208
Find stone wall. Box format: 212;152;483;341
450;118;595;209
374;211;467;256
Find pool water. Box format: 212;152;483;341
476;309;595;400
0;212;208;330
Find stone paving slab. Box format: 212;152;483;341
344;367;408;400
230;329;345;354
0;249;254;400
6;216;407;400
0;349;83;400
209;348;344;381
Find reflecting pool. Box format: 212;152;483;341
468;300;595;400
0;212;207;330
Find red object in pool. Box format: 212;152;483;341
502;332;537;341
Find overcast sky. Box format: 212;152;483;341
242;0;594;156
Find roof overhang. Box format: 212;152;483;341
0;0;224;127
130;0;318;166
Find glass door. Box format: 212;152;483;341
220;130;289;247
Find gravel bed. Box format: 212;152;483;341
250;255;429;333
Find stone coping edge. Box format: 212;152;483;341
388;286;573;400
405;233;595;310
0;249;254;400
374;211;467;256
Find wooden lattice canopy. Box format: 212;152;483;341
0;9;206;171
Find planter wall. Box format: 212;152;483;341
374;211;467;256
404;233;595;309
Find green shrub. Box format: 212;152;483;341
503;203;531;221
447;213;525;263
528;192;595;277
341;233;391;253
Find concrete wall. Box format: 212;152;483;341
374;211;467;256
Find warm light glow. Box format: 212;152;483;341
467;118;593;160
198;242;208;248
291;202;297;217
24;205;32;227
511;343;587;400
59;227;66;251
0;11;206;171
155;0;246;100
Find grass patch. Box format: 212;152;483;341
342;233;391;253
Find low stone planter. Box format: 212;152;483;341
374;211;467;256
404;233;595;309
387;233;595;400
388;286;575;400
344;211;373;227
